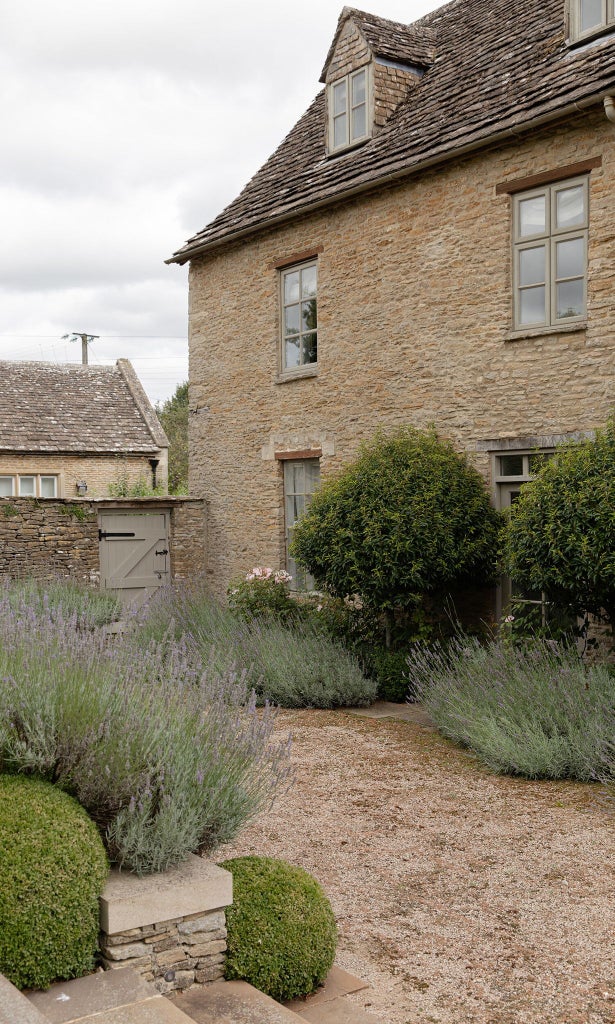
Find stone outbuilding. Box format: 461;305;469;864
0;359;169;499
168;0;615;620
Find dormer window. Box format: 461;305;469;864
570;0;615;41
329;67;370;153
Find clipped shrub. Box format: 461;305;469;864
407;637;615;780
0;775;108;990
505;420;615;634
291;426;502;644
363;648;413;703
0;591;291;875
221;856;337;1001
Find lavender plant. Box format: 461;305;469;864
7;576;121;628
407;637;615;780
138;578;375;709
0;591;291;875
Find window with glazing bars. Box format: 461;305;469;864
329;67;369;152
570;0;615;40
284;459;320;590
513;177;588;329
281;261;317;371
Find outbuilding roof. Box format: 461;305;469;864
169;0;615;264
0;359;168;454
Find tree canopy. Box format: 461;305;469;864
291;426;501;615
505;420;615;626
156;381;188;494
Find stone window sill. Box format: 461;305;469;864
504;322;587;343
275;366;319;384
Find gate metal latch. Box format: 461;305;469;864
98;530;136;541
155;548;169;556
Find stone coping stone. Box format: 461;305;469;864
100;857;232;935
0;973;50;1024
27;968;154;1024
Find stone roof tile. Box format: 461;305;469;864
0;360;168;454
169;0;615;263
319;6;437;80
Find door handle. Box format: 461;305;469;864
155;548;169;556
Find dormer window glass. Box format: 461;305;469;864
329;67;369;152
570;0;615;40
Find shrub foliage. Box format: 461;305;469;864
221;856;337;1001
291;426;501;624
505;421;615;629
0;775;108;990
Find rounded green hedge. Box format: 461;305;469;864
0;775;109;990
220;856;337;1002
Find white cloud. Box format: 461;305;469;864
1;0;441;401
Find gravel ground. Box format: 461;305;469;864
218;708;615;1024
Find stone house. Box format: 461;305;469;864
0;359;169;499
168;0;615;614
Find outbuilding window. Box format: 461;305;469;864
513;177;588;329
0;474;58;498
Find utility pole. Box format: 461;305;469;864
62;332;99;365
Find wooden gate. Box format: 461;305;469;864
98;510;170;608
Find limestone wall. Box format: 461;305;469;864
0;453;168;499
188;108;615;596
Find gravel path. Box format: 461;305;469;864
218;708;615;1024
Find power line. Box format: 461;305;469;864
0;334;188;340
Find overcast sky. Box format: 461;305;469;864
1;0;440;404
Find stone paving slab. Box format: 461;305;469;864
27;969;154;1023
297;1000;381;1024
0;973;50;1024
169;980;301;1024
285;967;369;1011
345;701;432;727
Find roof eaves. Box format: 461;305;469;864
166;89;608;267
116;359;169;449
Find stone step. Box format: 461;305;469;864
25;965;378;1024
27;969;155;1023
170;975;380;1024
169;980;302;1023
73;996;195;1023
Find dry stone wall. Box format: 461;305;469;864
0;497;206;583
100;908;227;994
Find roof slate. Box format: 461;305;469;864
169;0;615;263
319;6;437;79
0;359;168;454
